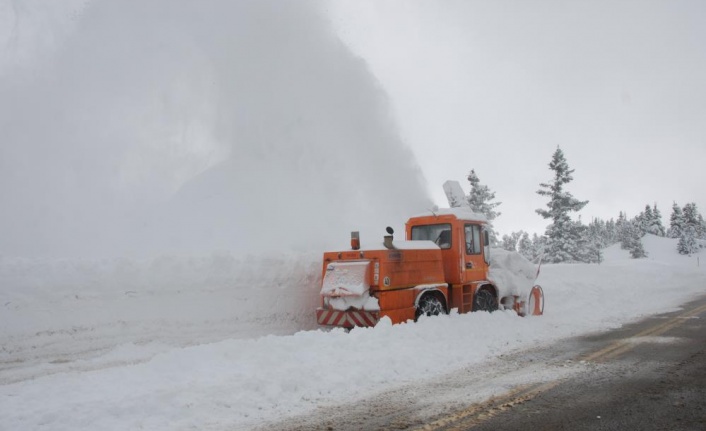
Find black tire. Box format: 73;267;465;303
473;288;498;312
415;294;446;320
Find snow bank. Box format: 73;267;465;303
411;207;488;222
350;239;439;251
604;233;705;265
0;251;322;379
1;237;705;431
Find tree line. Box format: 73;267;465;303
455;147;705;263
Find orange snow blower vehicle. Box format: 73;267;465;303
316;208;544;329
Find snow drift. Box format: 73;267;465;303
1;235;705;430
488;248;537;298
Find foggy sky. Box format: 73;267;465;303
331;0;706;235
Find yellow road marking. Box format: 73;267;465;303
414;385;531;431
582;301;706;363
416;300;706;431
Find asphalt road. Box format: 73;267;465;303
430;295;706;431
259;294;706;431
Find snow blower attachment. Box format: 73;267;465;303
316;196;545;329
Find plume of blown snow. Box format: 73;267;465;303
0;0;430;258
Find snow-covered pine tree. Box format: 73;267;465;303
682;203;705;239
530;233;547;262
668;202;685;238
466;169;502;243
616;211;630;247
590;238;604;263
678;225;699;255
536;147;588;263
587;217;608;249
583;228;604;263
500;231;525;252
500;234;516;251
620;220;634;250
574;220;599;263
639;204;654;234
517;232;533;260
648;203;666;237
630;234;647;258
622;220;647;258
604;218;618;247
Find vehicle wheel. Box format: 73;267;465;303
473;288;498;312
416;294;446;320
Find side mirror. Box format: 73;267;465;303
484;231;490;246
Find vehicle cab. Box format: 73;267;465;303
405;208;491;285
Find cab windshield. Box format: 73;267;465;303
411;224;452;249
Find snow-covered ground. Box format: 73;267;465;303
1;235;705;430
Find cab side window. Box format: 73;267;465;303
436;230;452;249
465;224;482;255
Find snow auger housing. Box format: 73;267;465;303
316;208;544;329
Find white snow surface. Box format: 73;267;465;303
411;207;488;222
1;236;706;430
320;261;378;311
488;248;538;298
320;261;369;297
352;239;440;251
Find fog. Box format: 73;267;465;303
0;1;431;258
331;1;706;236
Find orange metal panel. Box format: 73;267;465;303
378;249;445;291
405;214;464;285
377;288;417;311
449;285;463;311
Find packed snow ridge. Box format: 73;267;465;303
1;235;705;430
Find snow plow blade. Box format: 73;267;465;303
316;308;379;329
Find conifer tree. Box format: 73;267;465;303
678;225;699;255
500;231;526;252
639;204;654;234
517;232;533;260
630;235;647;258
573;219;595;263
649;203;666;237
466;169;502;243
536;147;588;263
668;202;685;238
682;203;705;239
530;233;547;262
616;211;630;247
622;220;647;258
583;229;604;263
587;217;609;248
500;234;516;252
604;218;618;247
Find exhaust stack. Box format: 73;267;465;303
383;226;395;249
383;235;394;249
351;231;360;250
